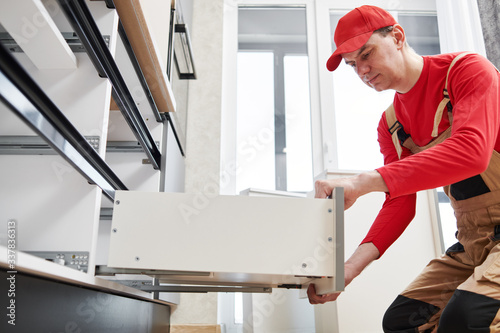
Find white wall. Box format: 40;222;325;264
184;0;224;195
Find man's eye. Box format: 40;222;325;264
362;51;371;59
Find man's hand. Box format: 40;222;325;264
306;261;358;305
307;284;341;304
307;243;380;305
315;171;389;210
315;178;359;209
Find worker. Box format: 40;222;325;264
307;5;500;332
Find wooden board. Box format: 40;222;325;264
114;0;176;113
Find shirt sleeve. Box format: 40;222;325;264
360;113;417;257
377;53;500;199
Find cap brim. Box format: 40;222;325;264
326;31;374;72
326;52;342;72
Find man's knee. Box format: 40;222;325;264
438;290;500;333
383;295;440;333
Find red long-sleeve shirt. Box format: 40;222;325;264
361;52;500;256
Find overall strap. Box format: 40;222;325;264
385;104;403;159
385;104;424;159
385;52;473;160
431;52;474;137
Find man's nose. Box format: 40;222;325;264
356;63;369;78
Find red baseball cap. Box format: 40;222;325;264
326;5;397;71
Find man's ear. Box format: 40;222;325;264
392;24;406;49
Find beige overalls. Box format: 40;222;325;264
383;53;500;332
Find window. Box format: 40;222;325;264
236;6;313;193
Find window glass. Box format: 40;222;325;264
237;7;312;192
236;51;276;191
284;55;313;192
398;13;441;56
234;293;243;324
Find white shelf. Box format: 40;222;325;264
0;0;77;69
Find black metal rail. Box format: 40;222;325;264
0;44;127;201
117;21;163;123
166;5;176;81
165;113;185;157
57;0;162;170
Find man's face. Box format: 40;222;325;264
341;31;402;92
